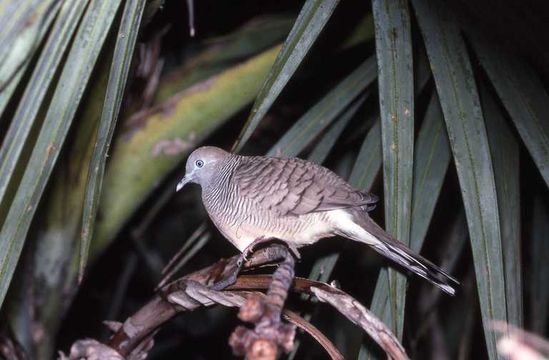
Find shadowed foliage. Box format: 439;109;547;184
0;0;548;359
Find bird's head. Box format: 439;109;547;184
176;146;230;191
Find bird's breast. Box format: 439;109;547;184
202;187;333;251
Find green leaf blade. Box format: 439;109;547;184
362;93;450;359
0;0;61;119
79;0;147;281
307;117;383;343
530;195;549;334
307;94;367;164
0;0;90;209
471;36;549;187
268;56;376;157
409;92;451;253
412;2;507;358
372;0;414;339
0;0;124;310
233;0;340;152
0;0;57;89
349;119;382;191
481;84;522;326
363;48;433;360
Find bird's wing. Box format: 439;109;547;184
233;156;378;216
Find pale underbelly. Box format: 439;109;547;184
209;213;334;252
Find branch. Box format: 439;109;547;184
60;246;406;359
311;287;409;360
283;310;344;360
228;243;296;359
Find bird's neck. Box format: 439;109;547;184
202;155;241;208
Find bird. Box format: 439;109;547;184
176;146;458;295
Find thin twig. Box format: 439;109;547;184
283;310;344;360
102;253;139;339
311;286;409;360
156;223;210;289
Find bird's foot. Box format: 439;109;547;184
238;237;300;268
210;241;299;291
238;237;270;267
212;245;268;290
287;243;301;260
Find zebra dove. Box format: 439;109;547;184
176;146;458;295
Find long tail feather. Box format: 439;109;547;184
347;212;459;295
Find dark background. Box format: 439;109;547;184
52;0;549;359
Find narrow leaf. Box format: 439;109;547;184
0;0;90;210
0;0;124;310
268;56;377;157
409;92;451;253
480;84;522;326
362;94;451;359
0;0;57;89
349;118;382;191
412;2;507;358
308;94;367;164
0;0;61;118
233;0;340;152
372;0;414;338
302;118;383;360
530;195;549;334
16;62;111;360
363;48;433;359
79;0;147;281
153;15;294;104
470;35;549;187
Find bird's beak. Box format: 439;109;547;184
176;175;191;192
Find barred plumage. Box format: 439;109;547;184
177;146;458;295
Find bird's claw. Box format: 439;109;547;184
288;243;301;260
238;237;268;268
236;252;250;268
239;236;300;267
212;238;300;292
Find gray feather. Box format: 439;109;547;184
178;146;458;295
233;156;378;216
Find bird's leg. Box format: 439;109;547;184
210;241;299;291
238;237;300;268
237;236;273;268
245;243;299;267
212;238;272;291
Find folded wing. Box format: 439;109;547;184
233;156;378;216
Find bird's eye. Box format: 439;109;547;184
195;160;204;168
